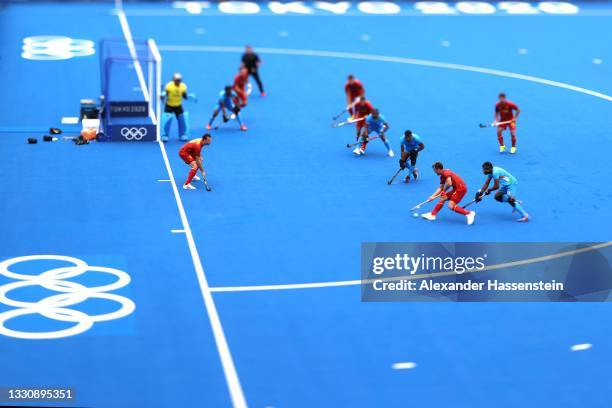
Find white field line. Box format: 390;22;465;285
210;242;612;293
117;10;156;124
116;12;247;408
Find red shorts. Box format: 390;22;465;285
498;121;516;131
179;151;195;165
356;118;367;132
446;188;466;204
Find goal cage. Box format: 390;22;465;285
99;38;161;141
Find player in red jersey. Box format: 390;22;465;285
233;67;250;108
344;74;365;117
495;92;520;154
352;96;374;139
179;133;212;190
422;162;476;225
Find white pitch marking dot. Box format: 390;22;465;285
441;40;451;47
392;362;417;370
570;343;592;352
592;58;603;65
278;31;289;37
195;27;206;35
360;34;371;41
518;48;528;55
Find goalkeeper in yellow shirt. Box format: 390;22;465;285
161;73;197;142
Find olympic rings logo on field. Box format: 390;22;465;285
0;255;135;340
120;127;148;141
21;36;95;61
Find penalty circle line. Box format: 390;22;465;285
210;242;612;293
157;45;612;102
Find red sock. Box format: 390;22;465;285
432;202;444;216
453;205;470;215
360;142;367;150
497;135;504;146
185;169;196;185
511;135;517;147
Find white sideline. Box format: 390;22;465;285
117;10;157;124
158;45;612;102
209;242;612;293
115;10;248;408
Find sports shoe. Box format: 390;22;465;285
179;135;189;141
161;135;169;142
499;145;506;153
261;92;266;97
240;124;248;131
404;175;411;183
205;124;211;130
421;212;436;221
353;147;364;155
510;146;517;154
466;211;476;225
412;168;419;181
516;214;530;222
192;174;200;181
183;183;196;190
388;150;395;157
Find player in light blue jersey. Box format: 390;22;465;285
475;161;529;222
399;130;425;183
206;86;247;131
353;109;393;157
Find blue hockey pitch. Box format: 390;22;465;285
0;2;611;407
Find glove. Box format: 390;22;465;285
439;191;447;198
222;115;229;123
399;159;406;169
475;190;483;202
188;93;198;103
485;189;492;195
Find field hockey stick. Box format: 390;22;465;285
410;193;441;211
463;199;478;209
387;168;404;185
332;107;349;121
346;135;379;148
464;190;490;208
479;119;514;128
203;178;212;192
332;116;365;128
